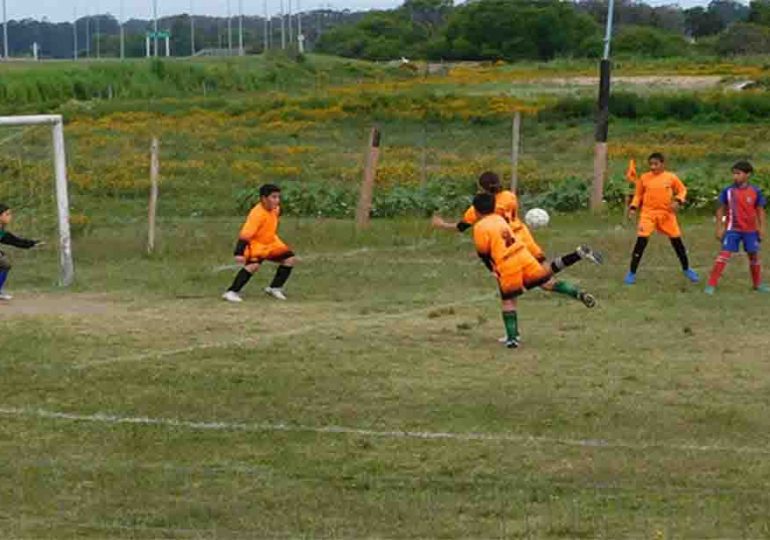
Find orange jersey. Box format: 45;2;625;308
630;171;687;213
239;203;281;245
473;214;526;269
463;190;518;225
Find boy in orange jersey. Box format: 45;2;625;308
432;171;603;272
222;184;297;303
472;193;596;349
625;153;699;285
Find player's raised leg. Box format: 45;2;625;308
224;261;260;303
549;245;603;274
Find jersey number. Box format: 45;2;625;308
501;230;516;247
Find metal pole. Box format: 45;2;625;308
280;0;285;49
288;0;293;46
73;7;78;60
238;0;244;55
119;0;125;59
590;0;615;212
227;0;232;54
95;4;100;59
263;0;268;51
51;119;75;287
2;0;7;60
85;14;90;58
153;0;159;57
297;0;302;44
190;0;195;56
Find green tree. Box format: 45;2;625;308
613;25;691;57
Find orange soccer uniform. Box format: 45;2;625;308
473;213;552;299
237;203;294;262
462;190;546;261
630;171;687;238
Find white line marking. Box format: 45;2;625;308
2;406;769;456
77;295;490;368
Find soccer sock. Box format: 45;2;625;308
749;253;762;288
670;237;690;271
502;310;518;341
269;265;293;289
629;237;649;274
0;269;8;292
228;268;253;293
707;251;731;287
550;251;582;274
552;280;580;299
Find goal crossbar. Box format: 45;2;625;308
0;115;74;287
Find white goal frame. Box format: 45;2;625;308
0;115;74;286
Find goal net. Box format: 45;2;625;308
0;115;74;286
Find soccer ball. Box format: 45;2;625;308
524;208;550;229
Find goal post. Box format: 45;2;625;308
0;115;74;287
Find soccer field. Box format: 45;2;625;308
2;213;770;537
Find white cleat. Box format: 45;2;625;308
264;287;287;301
222;291;243;303
0;292;13;301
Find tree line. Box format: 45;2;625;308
316;0;770;61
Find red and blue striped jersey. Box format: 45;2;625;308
719;184;766;232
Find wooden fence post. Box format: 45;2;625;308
147;137;160;254
510;111;521;192
356;126;381;229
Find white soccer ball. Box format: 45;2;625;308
524;208;550;229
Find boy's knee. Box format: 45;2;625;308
244;262;260;273
282;256;296;267
0;255;11;272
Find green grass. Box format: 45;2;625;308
2;213;770;537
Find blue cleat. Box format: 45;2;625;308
684;268;700;283
755;284;770;293
623;271;636;285
704;285;715;295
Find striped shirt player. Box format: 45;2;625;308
705;161;769;294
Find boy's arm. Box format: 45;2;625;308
758;206;766;241
432;205;477;232
0;231;38;249
671;175;687;211
715;205;727;241
234;208;262;257
628;177;644;217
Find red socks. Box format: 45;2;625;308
708;251;731;287
750;253;762;288
708;251;762;288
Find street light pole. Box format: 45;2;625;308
280;0;285;49
590;0;616;212
3;0;9;60
263;0;268;51
119;0;125;59
238;0;244;55
73;7;78;60
153;0;159;57
190;0;195;56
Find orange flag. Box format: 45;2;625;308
625;159;638;184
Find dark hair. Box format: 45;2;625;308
472;193;496;216
478;171;502;194
259;184;281;198
732;160;754;174
0;203;8;215
648;152;665;163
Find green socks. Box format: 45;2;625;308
553;280;580;299
502;310;518;341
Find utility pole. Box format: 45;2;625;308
73;7;78;60
85;13;90;58
297;0;302;42
280;0;285;49
288;0;293;47
226;0;232;54
263;0;268;51
119;0;125;59
95;0;101;59
153;0;159;57
190;0;195;56
238;0;244;55
591;0;616;212
2;0;7;60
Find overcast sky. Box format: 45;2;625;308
6;0;738;24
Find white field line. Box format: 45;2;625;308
76;294;490;369
2;405;770;456
211;239;440;272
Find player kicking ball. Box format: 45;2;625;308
471;193;596;349
705;161;769;294
222;184;297;303
432;171;603;274
625;152;699;285
0;203;44;301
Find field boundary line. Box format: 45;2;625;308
76;294;490;368
2;405;770;456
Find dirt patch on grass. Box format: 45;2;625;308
0;293;115;318
538;75;723;90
